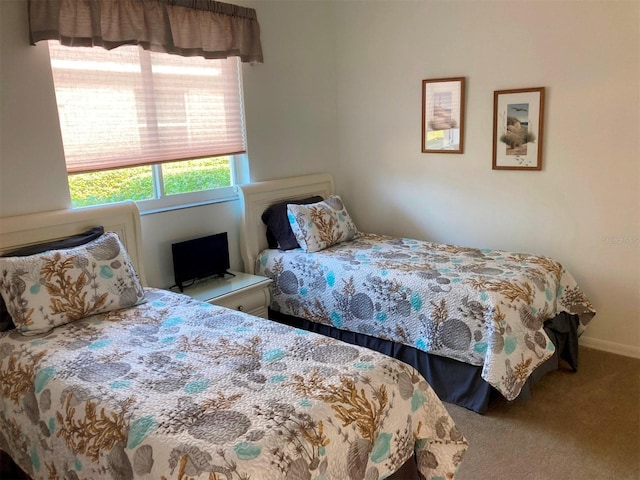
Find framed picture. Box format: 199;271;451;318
492;87;545;170
422;77;465;154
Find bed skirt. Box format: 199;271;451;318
269;310;580;414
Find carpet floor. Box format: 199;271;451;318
447;346;640;480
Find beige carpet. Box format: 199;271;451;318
447;347;640;480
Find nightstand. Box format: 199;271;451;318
179;271;272;318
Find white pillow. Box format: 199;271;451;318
0;232;145;335
287;195;358;253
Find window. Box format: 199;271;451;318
48;42;249;211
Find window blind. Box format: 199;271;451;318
48;42;246;173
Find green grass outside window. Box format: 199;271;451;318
69;158;231;207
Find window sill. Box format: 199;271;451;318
138;191;239;216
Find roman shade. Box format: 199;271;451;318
48;44;247;173
28;0;263;64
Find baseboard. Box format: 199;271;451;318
579;336;640;359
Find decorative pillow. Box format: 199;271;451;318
0;232;145;336
287;195;358;253
0;226;105;332
261;196;324;250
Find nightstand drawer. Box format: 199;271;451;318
212;287;269;314
178;271;272;319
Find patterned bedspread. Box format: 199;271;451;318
256;233;596;401
0;288;467;480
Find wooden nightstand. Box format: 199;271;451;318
179;271;272;318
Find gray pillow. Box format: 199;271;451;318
3;226;104;257
261;196;323;250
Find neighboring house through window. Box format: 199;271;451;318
48;41;249;212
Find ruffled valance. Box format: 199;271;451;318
28;0;263;63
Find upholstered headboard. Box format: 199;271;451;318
0;201;147;286
236;173;335;274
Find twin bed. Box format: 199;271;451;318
237;173;596;414
0;201;467;480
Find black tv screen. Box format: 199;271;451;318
171;232;230;291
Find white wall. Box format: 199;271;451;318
0;0;71;215
331;0;639;357
1;0;638;357
242;0;339;182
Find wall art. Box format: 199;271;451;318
492;87;545;170
422;77;466;154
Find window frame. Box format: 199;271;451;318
47;42;250;212
66;153;250;214
136;153;250;214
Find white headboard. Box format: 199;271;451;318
236;173;335;274
0;201;147;286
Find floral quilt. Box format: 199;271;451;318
0;288;467;480
256;233;596;401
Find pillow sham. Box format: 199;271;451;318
287;195;358;253
261;195;324;250
0;226;105;332
0;232;145;336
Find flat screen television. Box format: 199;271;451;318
171;232;231;291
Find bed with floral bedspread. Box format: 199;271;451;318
256;232;596;403
0;287;467;480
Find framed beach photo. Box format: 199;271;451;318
422;77;466;154
492;87;545;170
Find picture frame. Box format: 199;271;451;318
492;87;545;170
422;77;465;154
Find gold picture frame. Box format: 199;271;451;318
422;77;466;154
492;87;545;170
